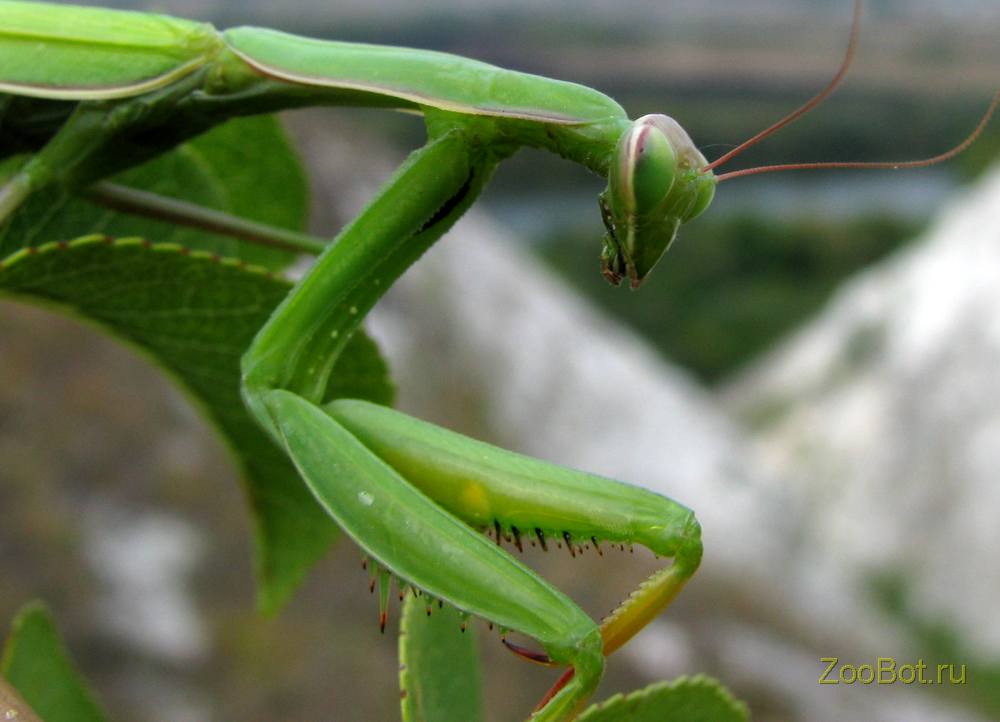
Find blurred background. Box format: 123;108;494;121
1;1;999;720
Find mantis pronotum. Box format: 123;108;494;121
0;1;996;720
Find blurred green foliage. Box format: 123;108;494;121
2;603;108;722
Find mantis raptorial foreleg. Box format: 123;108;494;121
240;124;700;721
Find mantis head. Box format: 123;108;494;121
597;0;998;290
600;114;716;288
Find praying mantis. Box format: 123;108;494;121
0;1;996;720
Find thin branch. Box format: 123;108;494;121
87;182;328;256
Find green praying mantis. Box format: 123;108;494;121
0;1;997;720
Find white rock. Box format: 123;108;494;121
725;162;1000;658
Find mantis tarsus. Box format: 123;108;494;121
0;1;996;720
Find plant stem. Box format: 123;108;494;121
0;174;32;225
87;182;327;256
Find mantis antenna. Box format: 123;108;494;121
701;0;999;183
713;92;1000;181
702;0;864;173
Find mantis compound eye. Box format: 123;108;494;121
609;116;676;218
601;114;715;288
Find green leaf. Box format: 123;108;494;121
0;112;383;610
0;237;395;612
1;602;108;722
577;675;749;722
399;594;483;722
0;115;308;269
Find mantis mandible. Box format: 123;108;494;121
0;1;996;720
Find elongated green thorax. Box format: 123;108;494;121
601;114;716;287
223;26;625;125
